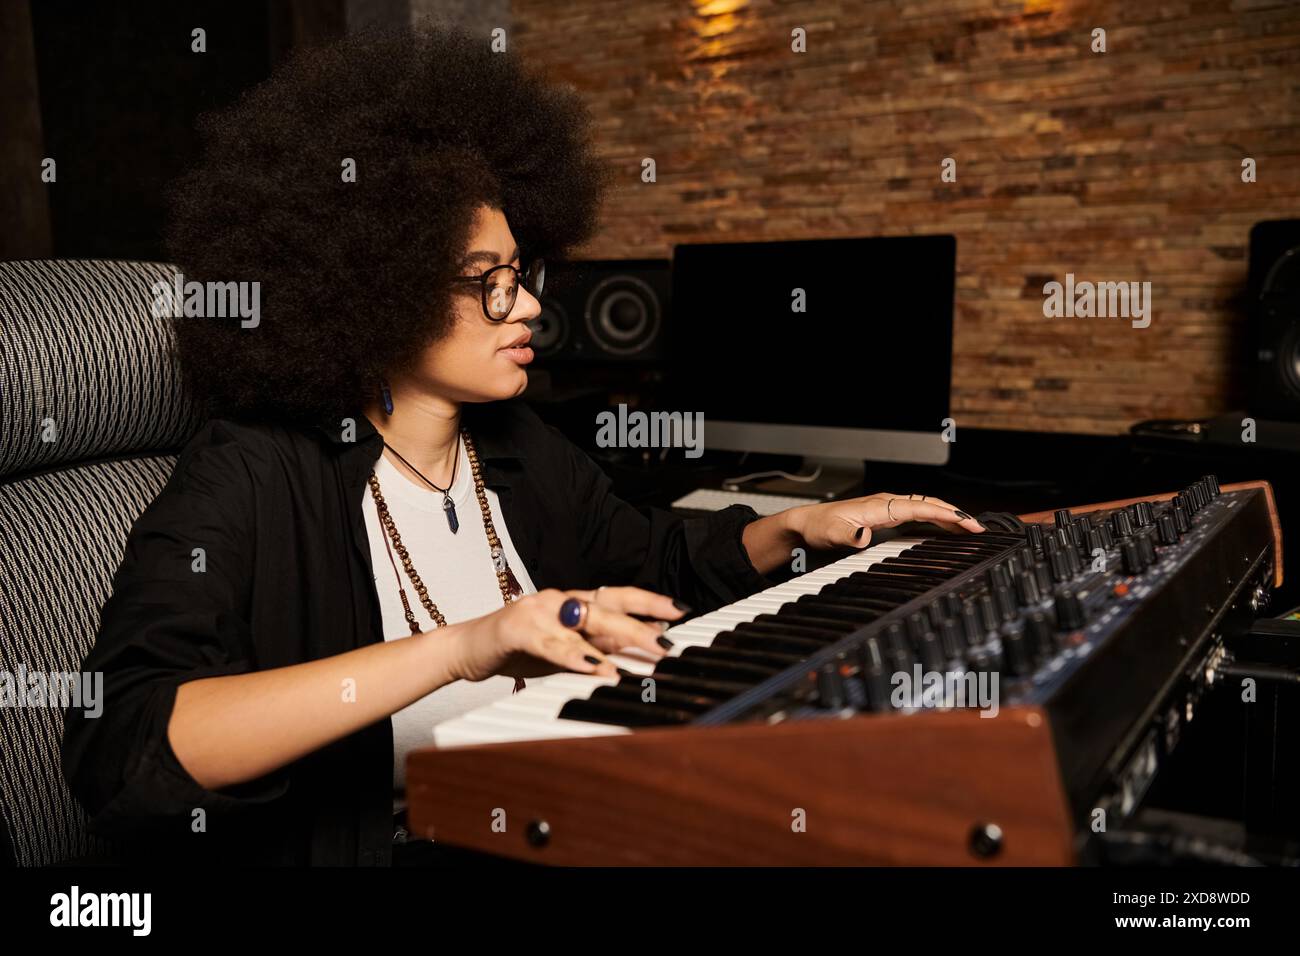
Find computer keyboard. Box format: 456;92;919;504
670;488;819;515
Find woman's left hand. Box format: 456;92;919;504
787;492;985;551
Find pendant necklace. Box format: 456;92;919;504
382;438;461;534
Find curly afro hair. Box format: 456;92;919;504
165;27;612;423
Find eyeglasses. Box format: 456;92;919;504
450;259;546;322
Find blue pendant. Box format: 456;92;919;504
443;496;459;534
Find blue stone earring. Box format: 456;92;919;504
380;379;393;415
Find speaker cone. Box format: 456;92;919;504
584;275;661;357
1260;247;1300;400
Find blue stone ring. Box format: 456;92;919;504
558;597;588;630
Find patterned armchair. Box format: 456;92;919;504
0;259;200;865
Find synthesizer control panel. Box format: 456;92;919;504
704;476;1276;819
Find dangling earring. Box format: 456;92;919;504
380;379;393;415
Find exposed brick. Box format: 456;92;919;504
515;0;1300;433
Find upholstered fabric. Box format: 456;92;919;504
1;259;200;865
0;457;177;866
0;259;199;481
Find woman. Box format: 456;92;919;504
62;28;982;865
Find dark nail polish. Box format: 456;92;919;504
955;510;972;520
854;526;865;541
583;655;602;666
656;635;673;649
672;599;692;613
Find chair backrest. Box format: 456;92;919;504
0;259;201;866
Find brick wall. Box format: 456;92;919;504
513;0;1300;434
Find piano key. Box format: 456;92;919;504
588;683;718;712
677;643;806;669
724;620;848;642
711;631;828;655
558;697;699;727
655;653;784;683
434;538;932;747
618;672;752;698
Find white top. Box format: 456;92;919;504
360;439;537;796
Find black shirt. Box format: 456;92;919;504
61;399;772;865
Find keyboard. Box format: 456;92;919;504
432;533;990;747
671;487;819;515
409;477;1284;865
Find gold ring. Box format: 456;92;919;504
887;498;898;521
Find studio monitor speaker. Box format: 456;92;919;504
527;259;670;365
1250;219;1300;421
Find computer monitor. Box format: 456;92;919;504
668;233;956;498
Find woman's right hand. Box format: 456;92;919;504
447;587;686;682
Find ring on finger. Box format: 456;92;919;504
886;498;898;521
558;597;588;631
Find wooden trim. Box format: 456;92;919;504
1018;480;1282;587
407;706;1076;866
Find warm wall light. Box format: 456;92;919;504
1023;0;1055;12
693;0;749;17
690;0;749;41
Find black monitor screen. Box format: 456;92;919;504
668;234;955;433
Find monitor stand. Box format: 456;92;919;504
740;456;865;502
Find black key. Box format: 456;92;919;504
869;562;954;579
655;653;781;683
558;697;697;727
727;621;847;643
802;590;899;613
920;535;1015;549
712;631;825;656
824;582;927;606
589;683;716;713
679;644;804;669
908;541;1006;555
843;572;934;591
782;599;882;624
898;550;987;566
751;611;855;633
615;673;748;699
880;556;969;572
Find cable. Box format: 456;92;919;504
721;465;823;489
1219;663;1300;687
